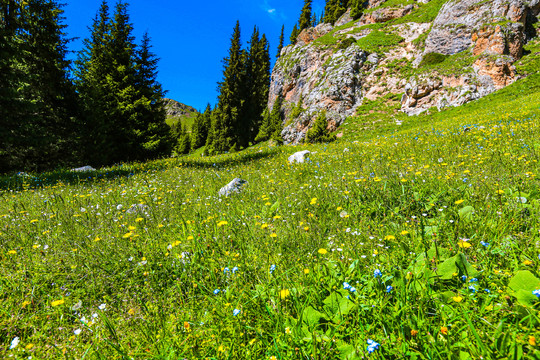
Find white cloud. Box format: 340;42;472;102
268;8;276;14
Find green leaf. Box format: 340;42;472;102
458;206;474;223
302;306;327;329
323;291;354;322
508;270;540;307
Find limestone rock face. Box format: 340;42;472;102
362;5;415;24
297;24;334;46
270;44;369;144
269;0;538;139
425;0;528;57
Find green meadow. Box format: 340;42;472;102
3;63;540;359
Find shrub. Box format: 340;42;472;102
305;111;336;143
419;52;449;67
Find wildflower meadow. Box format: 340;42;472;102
2;77;540;358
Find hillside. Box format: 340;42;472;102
163;98;199;129
3;1;540;359
272;0;540;144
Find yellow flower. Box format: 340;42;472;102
25;344;34;350
452;296;463;303
51;299;65;307
22;300;31;308
440;326;448;335
496;190;505;195
135;217;144;222
318;248;328;255
270;356;278;360
128;226;136;231
310;198;317;205
280;289;290;299
261;223;269;229
128;308;136;315
285;327;292;335
454;199;464;205
30;219;38;223
7;250;16;255
183;321;191;331
529;336;536;346
384;235;396;241
458;239;472;249
187;236;194;240
217;221;228;227
123;232;133;238
304;268;310;275
523;259;533;266
400;230;409;236
270;233;277;238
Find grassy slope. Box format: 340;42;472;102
2;23;540;360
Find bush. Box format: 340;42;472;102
305;111;336;143
338;37;356;50
419;52;449;67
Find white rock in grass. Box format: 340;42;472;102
126;204;150;215
288;150;311;164
219;178;247;197
71;165;96;172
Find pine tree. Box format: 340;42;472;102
0;0;79;172
298;0;312;31
305;111;336;143
175;124;191;155
240;28;271;147
290;23;299;44
276;24;284;59
255;93;283;144
190;113;206;150
207;21;245;154
312;12;318;28
324;0;347;24
350;0;364;20
74;0;114;165
134;31;172;158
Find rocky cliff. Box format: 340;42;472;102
270;0;540;144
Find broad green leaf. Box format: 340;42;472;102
458;206;474;223
508;270;540;306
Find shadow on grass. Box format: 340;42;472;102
0;146;282;191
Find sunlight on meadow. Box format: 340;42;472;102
2;78;540;358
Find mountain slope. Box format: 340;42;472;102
270;0;540;144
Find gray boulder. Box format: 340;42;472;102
126;204;150;215
288;150;311;164
71;165;96;172
219;178;247;197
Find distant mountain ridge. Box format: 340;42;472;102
163;98;199;129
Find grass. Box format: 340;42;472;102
2;67;540;359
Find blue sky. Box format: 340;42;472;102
63;0;326;111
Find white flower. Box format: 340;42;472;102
98;303;106;310
10;336;20;349
74;328;82;335
117;204;123;210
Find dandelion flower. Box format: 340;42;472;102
454;199;464;205
440;326;448;335
384;235;395;241
453;296;463;303
51;299;65;307
318;248;328;255
529;336;536;346
280;289;291;299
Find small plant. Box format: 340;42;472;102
419;52;449;67
305;110;336;143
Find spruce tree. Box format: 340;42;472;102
298;0;312;31
190;113;206;150
305;111;336;143
207;21;245;154
240;28;270;147
290;23;299;44
0;0;79;172
134;32;172;158
276;25;284;59
350;0;364;20
175;124;191;155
